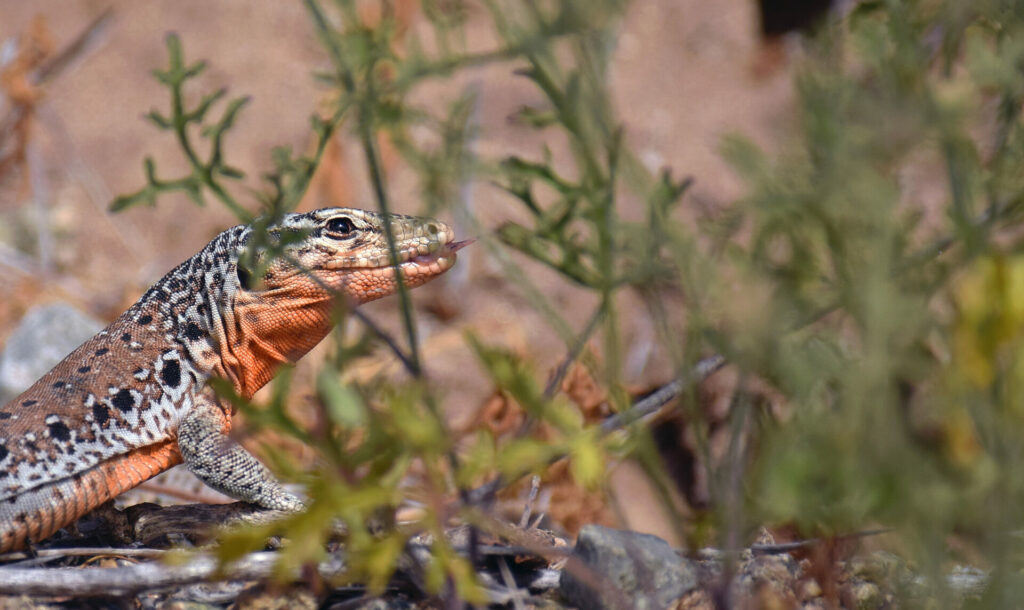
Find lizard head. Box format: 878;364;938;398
239;207;471;306
212;207;469;396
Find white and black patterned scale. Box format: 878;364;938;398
0;223;252;505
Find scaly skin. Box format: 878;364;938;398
0;208;468;552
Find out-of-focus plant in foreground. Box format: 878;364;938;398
111;0;1024;603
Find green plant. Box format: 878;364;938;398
113;0;1024;604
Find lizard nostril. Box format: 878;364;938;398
427;223;439;235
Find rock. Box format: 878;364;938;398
559;524;698;610
733;529;801;600
0;303;103;404
848;580;882;608
230;586;317;610
674;588;715;610
798;578;823;601
946;564;988;598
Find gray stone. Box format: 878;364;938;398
559;524;699;610
0;302;103;404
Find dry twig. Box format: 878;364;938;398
0;550;343;597
468;354;727;504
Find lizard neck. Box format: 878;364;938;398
159;226;343;401
217;283;336;399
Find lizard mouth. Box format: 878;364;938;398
399;239;474;276
323;236;473;304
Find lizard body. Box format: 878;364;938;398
0;208;466;552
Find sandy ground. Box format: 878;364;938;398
0;0;797;541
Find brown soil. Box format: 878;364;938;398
0;0;798;543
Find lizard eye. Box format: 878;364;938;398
325;216;355;238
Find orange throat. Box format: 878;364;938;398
211;239;471;399
218;288;335;399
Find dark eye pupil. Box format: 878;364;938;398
326;217;354;235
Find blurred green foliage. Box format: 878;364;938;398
111;0;1024;603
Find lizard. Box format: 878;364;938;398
0;207;469;552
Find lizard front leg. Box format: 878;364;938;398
177;398;305;512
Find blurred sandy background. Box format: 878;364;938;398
0;1;798;540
